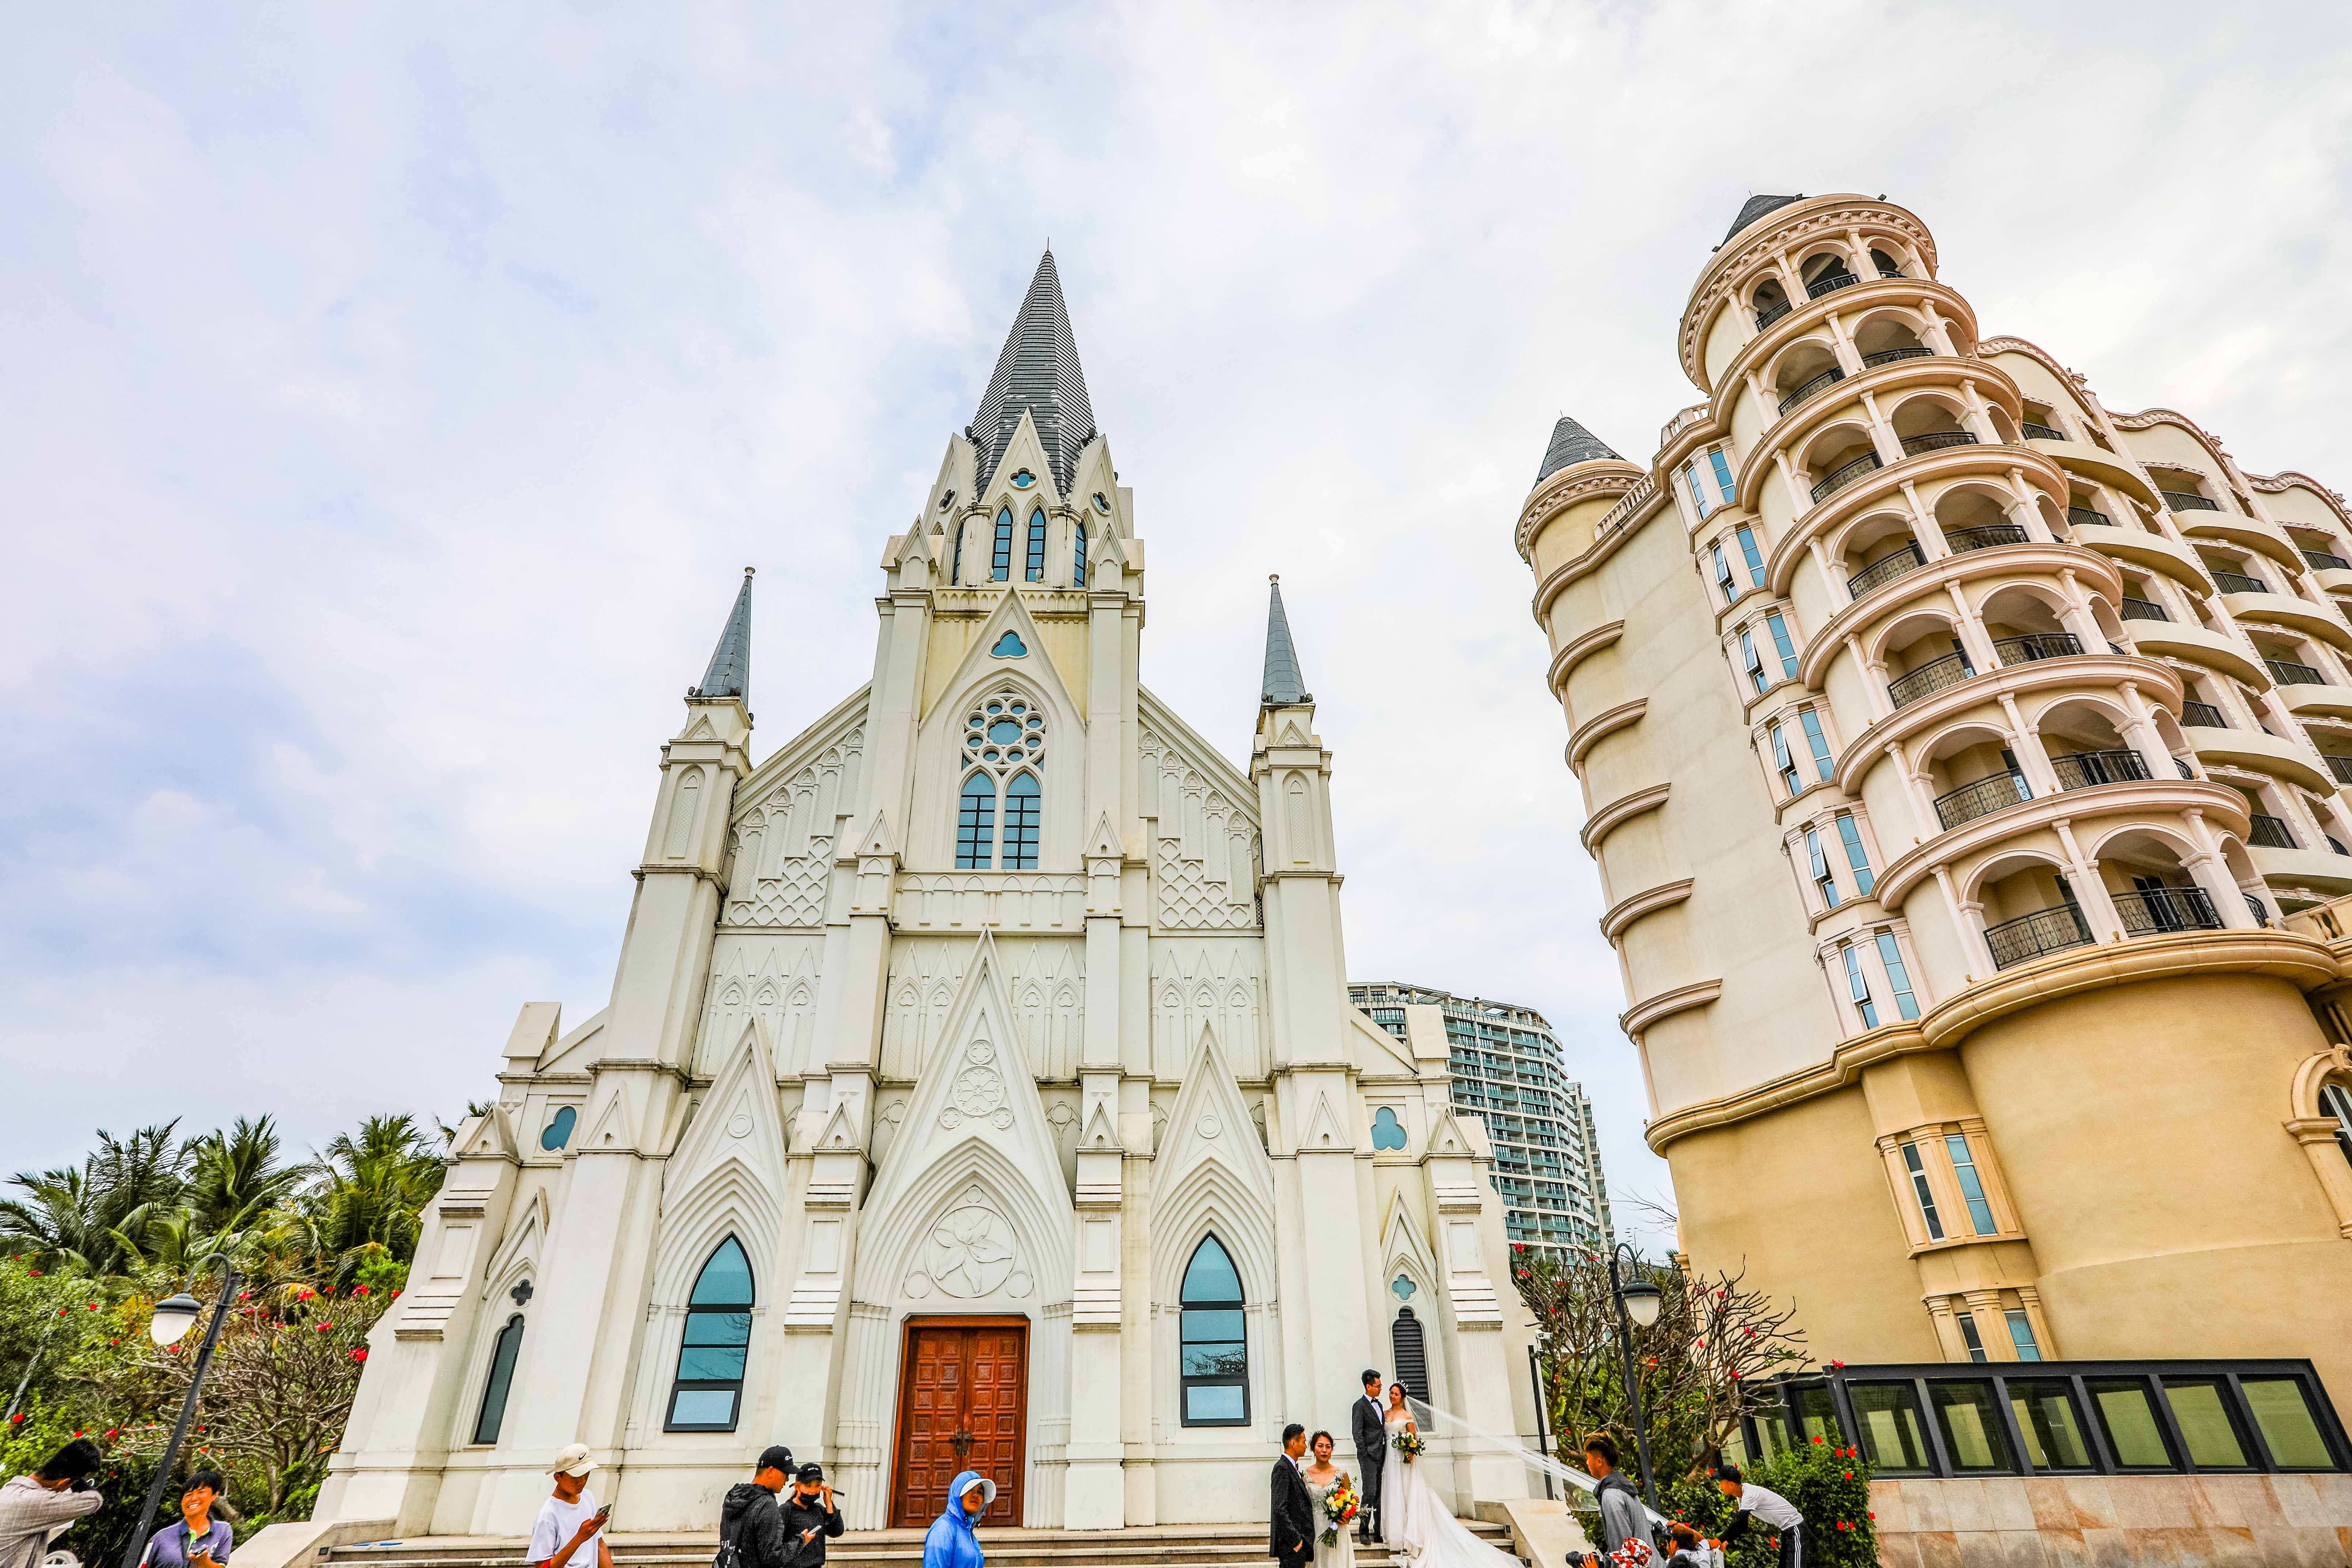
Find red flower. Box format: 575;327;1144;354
354;1286;370;1296
1843;1472;1853;1479
316;1321;334;1332
392;1289;401;1298
87;1302;99;1310
1868;1514;1877;1520
350;1347;369;1363
105;1430;118;1438
8;1415;22;1425
1829;1359;1846;1370
1812;1435;1824;1444
238;1291;251;1301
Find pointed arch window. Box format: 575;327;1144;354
1073;521;1088;588
472;1312;526;1444
951;515;966;584
991;508;1014;581
1025;508;1048;581
1390;1306;1429;1401
665;1235;753;1431
956;696;1046;870
956;774;998;869
1179;1234;1249;1426
1001;772;1041;870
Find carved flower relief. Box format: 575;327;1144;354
908;1198;1024;1299
941;1040;1008;1129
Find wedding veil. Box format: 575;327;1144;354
1406;1396;1671;1529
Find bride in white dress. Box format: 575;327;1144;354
1379;1383;1521;1567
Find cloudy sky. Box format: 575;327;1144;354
5;2;2349;1250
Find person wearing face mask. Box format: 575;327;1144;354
776;1465;843;1565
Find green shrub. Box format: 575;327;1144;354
1653;1436;1876;1568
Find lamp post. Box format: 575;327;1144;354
121;1253;241;1568
1605;1243;1664;1514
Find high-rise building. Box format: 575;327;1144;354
1511;194;2352;1413
1351;982;1615;1253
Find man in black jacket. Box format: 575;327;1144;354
1350;1370;1386;1545
778;1464;845;1566
717;1447;795;1568
1269;1424;1315;1568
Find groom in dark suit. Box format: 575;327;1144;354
1270;1423;1315;1567
1350;1369;1386;1545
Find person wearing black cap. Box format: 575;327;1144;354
777;1464;843;1565
717;1447;797;1568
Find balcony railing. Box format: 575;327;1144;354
1754;299;1793;330
2328;756;2352;786
1861;345;1931;369
2213;569;2268;595
1934;772;2031;830
1806;270;1861;299
2067;506;2111;529
1888;650;1973;708
1986;905;2095;968
1812;452;1882;504
2181;699;2229;728
1996;631;2084;665
2120;596;2170;622
2250;813;2299;849
1900;430;1980;456
2113;885;2224;935
1778;366;1846;416
1945;522;2028;553
2020;422;2067;441
2049;748;2152;790
2305;548;2352;572
2266;657;2328;686
1847;543;1926;600
2163;489;2222;513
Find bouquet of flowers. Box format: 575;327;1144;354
1317;1476;1362;1546
1391;1428;1426;1464
1608;1537;1654;1568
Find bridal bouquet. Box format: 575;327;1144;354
1316;1477;1361;1546
1391;1428;1426;1464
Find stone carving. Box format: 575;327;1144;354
918;1189;1020;1299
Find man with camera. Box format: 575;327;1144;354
0;1439;105;1568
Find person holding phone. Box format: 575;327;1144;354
529;1444;613;1568
136;1470;233;1568
777;1465;843;1565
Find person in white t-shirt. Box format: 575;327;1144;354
529;1444;614;1568
1715;1465;1804;1568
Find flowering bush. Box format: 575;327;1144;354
1659;1434;1876;1568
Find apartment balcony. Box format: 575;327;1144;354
2280;682;2352;722
2020;422;2067;442
1848;542;1927;600
2180;699;2229;728
1998;630;2086;664
2248;839;2352;893
1900;430;1981;457
2304;548;2351;572
2181;726;2333;792
2250;813;2298;849
2163;490;2223;513
2178;508;2303;561
2049;747;2153;790
2068;506;2111;530
2118;618;2268;684
1944;522;2028;554
2224;589;2352;646
1861;346;1931;369
1886;633;2085;710
2212;568;2269;595
1778;365;1846;416
1754;299;1793;330
2266;657;2328;687
1813;451;1883;505
2067;520;2211;586
2328;755;2352;787
2120;596;2170;622
2112;885;2224;934
1985;905;2094;969
1934;772;2030;831
1806;270;1862;300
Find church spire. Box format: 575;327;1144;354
968;248;1098;496
1260;575;1311;707
691;567;754;701
1535;415;1620;482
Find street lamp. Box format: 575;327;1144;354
1605;1244;1663;1514
121;1253;242;1568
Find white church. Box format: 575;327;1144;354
320;253;1544;1534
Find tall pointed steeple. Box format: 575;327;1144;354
1260;575;1310;707
968;248;1098;496
691;567;754;701
1535;415;1619;482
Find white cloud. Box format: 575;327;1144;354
3;1;2348;1255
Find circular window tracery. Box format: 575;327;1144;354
964;695;1046;778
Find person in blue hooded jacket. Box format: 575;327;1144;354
920;1472;995;1568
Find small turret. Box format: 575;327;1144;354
1535;415;1620;483
1260;575;1311;708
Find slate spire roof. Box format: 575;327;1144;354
1724;193;1802;244
1260;575;1310;707
692;567;754;702
1535;415;1620;482
968;248;1099;497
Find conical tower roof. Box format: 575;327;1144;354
691;567;754;701
1724;193;1802;244
968;249;1098;496
1535;415;1619;482
1260;576;1310;707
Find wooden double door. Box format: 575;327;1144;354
890;1317;1028;1528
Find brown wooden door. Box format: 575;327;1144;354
891;1317;1027;1528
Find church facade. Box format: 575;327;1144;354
320;253;1543;1535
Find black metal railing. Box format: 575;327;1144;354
2120;596;2170;622
2247;894;2273;927
1888;651;1973;708
1847;543;1926;600
2213;569;2268;595
1812;452;1882;504
1995;631;2084;665
2333;837;2351;857
1806;270;1860;299
2176;758;2196;779
2250;813;2299;849
1862;345;1931;368
2021;422;2067;442
2049;748;2152;790
1778;365;1846;415
2266;657;2328;686
2304;548;2351;572
2067;506;2111;529
2327;756;2352;786
2113;885;2224;935
1754;299;1793;330
1901;430;1980;456
2181;699;2229;728
1945;522;2028;553
2163;489;2222;513
1934;772;2031;830
1985;905;2094;968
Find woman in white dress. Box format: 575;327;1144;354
1300;1430;1356;1568
1379;1383;1521;1567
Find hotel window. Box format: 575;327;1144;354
2322;1082;2352;1169
1901;1140;1944;1240
1958;1313;1990;1363
1875;931;1920;1020
1944;1134;1998;1235
1683;444;1737;517
1765;609;1800;679
1771;725;1801;795
1808;828;1839;908
1742;629;1769;694
1837;813;1875;895
1713;544;1736;603
1841;942;1877;1026
1735;525;1767;588
2006;1309;2043;1361
1799;708;1835;781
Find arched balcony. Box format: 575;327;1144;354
1884;584;2090;711
1933;485;2029;557
1852;314;1931;371
1775;339;1847;417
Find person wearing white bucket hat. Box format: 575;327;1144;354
920;1472;995;1568
528;1446;611;1568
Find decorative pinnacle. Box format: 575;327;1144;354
1261;576;1310;708
690;567;755;702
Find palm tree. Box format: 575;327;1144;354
184;1116;303;1238
296;1115;447;1281
1;1123;187;1274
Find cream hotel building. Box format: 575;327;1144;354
1514;195;2352;1425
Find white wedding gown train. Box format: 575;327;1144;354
1380;1416;1521;1567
